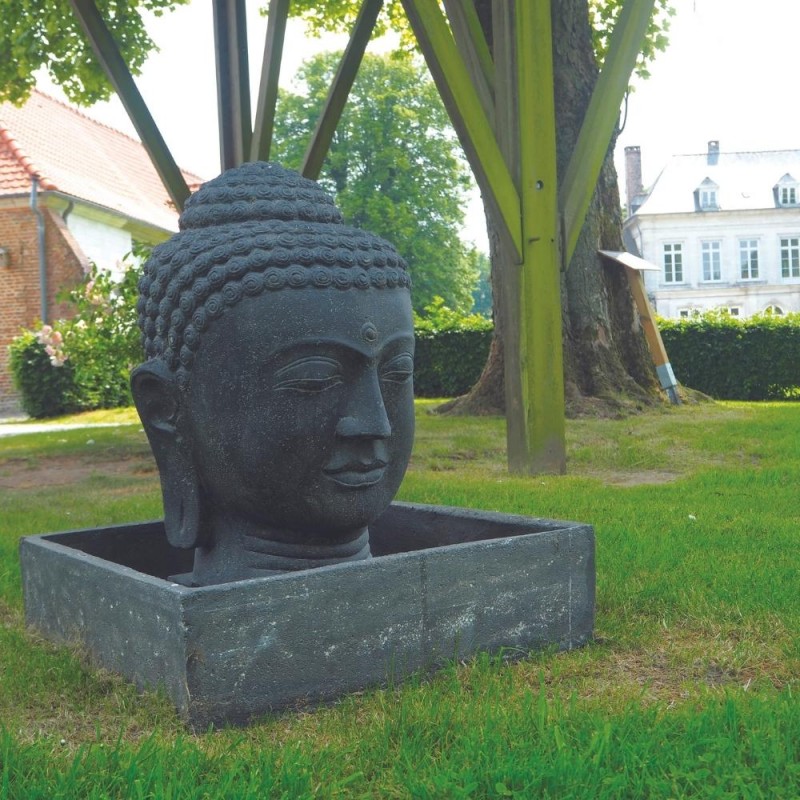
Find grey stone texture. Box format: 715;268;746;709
131;162;417;585
20;502;595;729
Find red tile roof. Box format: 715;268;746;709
0;91;206;232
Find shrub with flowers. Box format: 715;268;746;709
8;328;77;418
60;260;142;410
37;325;68;367
9;251;146;418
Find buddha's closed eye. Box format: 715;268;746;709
274;357;344;393
381;354;414;384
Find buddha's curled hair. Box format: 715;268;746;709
137;162;410;386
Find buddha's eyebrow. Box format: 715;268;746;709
269;333;414;362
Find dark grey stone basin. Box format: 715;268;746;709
19;502;594;728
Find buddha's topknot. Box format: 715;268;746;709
137;162;410;386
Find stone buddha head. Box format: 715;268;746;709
131;162;414;586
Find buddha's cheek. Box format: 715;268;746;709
189;395;335;514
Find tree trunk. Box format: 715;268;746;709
443;0;659;417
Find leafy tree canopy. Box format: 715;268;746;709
284;0;674;81
588;0;675;81
1;1;673;106
272;51;479;313
0;0;189;105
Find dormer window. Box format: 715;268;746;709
700;188;718;209
774;174;799;207
694;178;719;211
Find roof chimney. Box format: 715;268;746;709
624;145;644;216
707;140;719;166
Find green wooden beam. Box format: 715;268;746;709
68;0;190;211
454;0;495;90
301;0;383;180
251;0;291;163
401;0;522;260
491;1;527;469
441;0;495;126
490;1;516;176
559;0;657;265
513;0;565;474
212;0;252;170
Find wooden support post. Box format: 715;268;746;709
449;0;495;90
212;0;252;171
559;0;657;265
401;0;522;261
492;1;527;470
68;0;190;211
251;0;291;163
441;0;495;128
623;266;681;404
512;0;566;474
301;0;383;180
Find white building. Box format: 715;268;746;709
623;142;800;318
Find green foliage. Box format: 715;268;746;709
284;0;411;43
2;1;674;114
286;0;674;84
413;295;492;334
470;249;492;317
61;261;143;410
413;297;492;397
8;260;143;418
272;51;478;313
589;0;675;81
8;330;77;418
659;310;800;400
0;0;189;106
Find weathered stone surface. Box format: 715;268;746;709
20;502;594;729
131;162;416;586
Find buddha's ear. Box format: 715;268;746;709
131;362;205;549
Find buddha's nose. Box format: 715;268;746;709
336;371;391;439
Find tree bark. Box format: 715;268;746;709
442;0;659;417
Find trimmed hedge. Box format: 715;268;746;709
8;330;77;418
659;312;800;400
414;328;493;397
8;263;142;418
412;297;493;397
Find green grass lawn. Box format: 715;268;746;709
1;400;799;798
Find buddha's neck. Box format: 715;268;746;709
189;513;371;585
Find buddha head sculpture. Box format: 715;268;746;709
131;162;414;586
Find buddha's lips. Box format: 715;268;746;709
324;459;388;488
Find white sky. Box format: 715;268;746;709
37;0;800;250
59;2;351;178
615;0;800;191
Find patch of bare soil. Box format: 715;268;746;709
0;454;156;490
582;469;681;486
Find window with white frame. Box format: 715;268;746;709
701;241;722;281
663;243;683;283
781;237;800;278
679;309;690;318
700;188;717;209
739;239;759;279
764;305;785;315
695;178;719;211
776;174;799;207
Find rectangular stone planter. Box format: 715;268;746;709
19;502;595;728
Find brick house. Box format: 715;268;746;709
0;91;203;413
